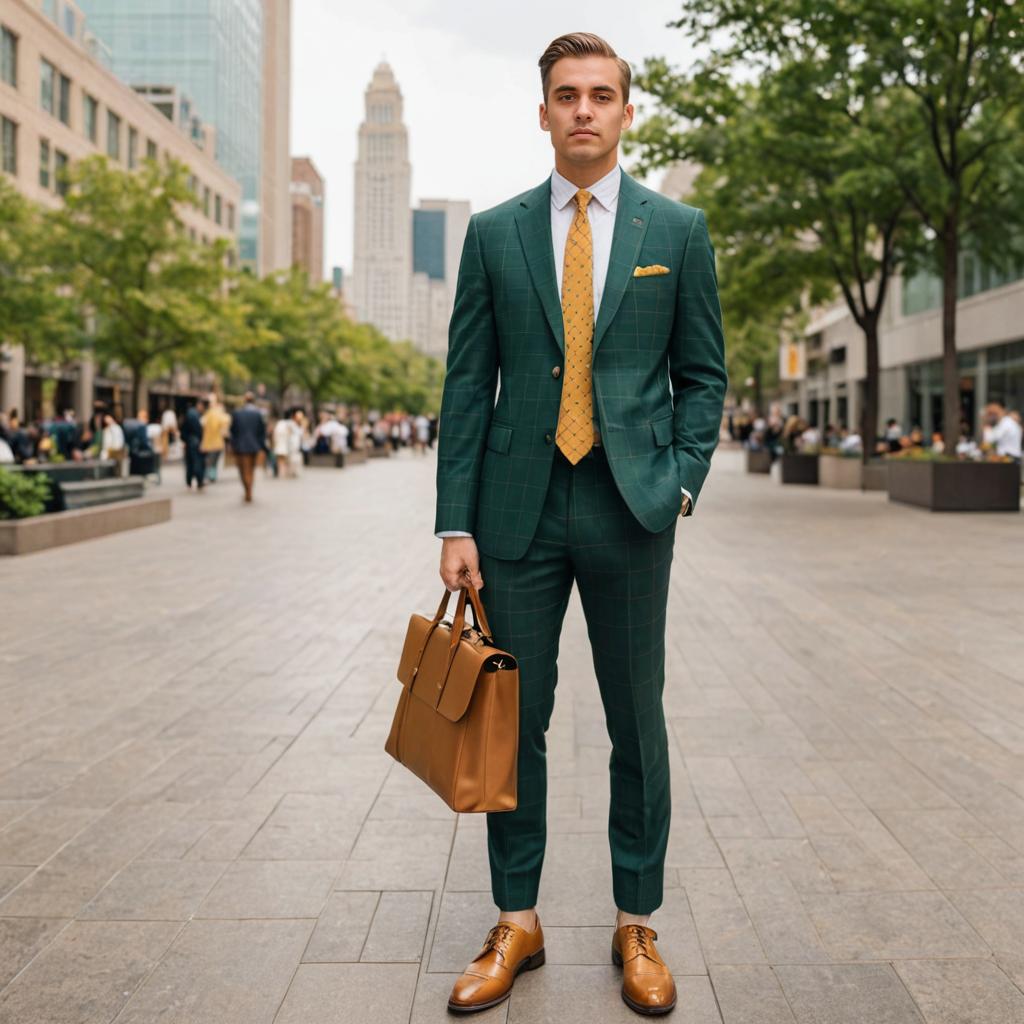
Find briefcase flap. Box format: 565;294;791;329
397;613;515;723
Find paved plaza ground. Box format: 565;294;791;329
1;446;1023;1023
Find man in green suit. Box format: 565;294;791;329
436;32;727;1016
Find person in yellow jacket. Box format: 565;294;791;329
200;395;231;483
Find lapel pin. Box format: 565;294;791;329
632;217;644;226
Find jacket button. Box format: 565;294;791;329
552;366;561;378
544;432;552;444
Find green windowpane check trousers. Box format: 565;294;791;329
478;443;676;916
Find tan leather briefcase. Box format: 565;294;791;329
385;585;519;812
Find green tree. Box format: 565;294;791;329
0;177;81;367
661;0;1024;453
628;51;914;460
236;266;323;405
51;155;239;414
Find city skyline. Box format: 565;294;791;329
290;0;698;280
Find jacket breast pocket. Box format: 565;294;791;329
486;422;512;454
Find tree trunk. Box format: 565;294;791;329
752;359;763;415
940;219;960;457
131;365;144;419
860;320;880;465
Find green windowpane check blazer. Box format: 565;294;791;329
435;167;728;562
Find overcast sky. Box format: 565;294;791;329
290;0;700;279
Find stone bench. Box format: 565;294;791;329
59;478;146;511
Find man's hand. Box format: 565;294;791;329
680;493;691;516
440;536;484;592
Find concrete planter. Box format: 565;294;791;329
346;448;369;465
780;452;819;485
0;495;172;556
887;459;1021;512
307;452;346;468
818;454;863;489
862;461;889;491
746;449;773;474
366;446;391;459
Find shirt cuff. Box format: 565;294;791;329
436;531;473;538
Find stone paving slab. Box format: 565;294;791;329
1;449;1023;1021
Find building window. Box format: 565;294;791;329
146;138;157;161
54;148;68;195
226;202;235;231
127;126;138;169
1;116;16;174
203;185;210;218
187;173;197;195
39;137;50;188
214;193;222;225
83;94;97;142
1;26;17;88
106;110;120;160
58;72;70;125
62;6;77;39
40;58;55;115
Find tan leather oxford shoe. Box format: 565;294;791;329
611;923;677;1015
447;917;546;1014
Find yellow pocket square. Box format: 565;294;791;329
633;264;670;277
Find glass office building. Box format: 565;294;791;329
412;209;446;282
78;0;263;267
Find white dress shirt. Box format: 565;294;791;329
437;164;690;539
992;414;1023;458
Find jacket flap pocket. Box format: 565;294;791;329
486;422;512;454
651;415;673;447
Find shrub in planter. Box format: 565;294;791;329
0;468;52;519
886;449;1020;512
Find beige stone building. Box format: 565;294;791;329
352;61;412;343
260;0;292;274
0;0;241;420
290;155;324;282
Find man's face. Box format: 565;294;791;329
540;56;633;166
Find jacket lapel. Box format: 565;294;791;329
512;168;651;357
592;170;650;358
513;178;564;353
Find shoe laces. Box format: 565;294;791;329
480;922;517;962
623;923;657;960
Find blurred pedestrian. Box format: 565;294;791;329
229;391;266;503
413;413;430;455
273;408;293;479
984;401;1023;461
201;395;231;483
160;403;178;458
181;397;207;491
100;413;126;465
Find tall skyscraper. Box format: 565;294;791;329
291;156;325;281
409;199;471;357
352;61;412;342
78;0;291;274
261;0;291;273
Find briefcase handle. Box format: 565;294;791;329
430;584;494;642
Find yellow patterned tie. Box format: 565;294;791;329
556;188;594;464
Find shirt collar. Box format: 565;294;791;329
550;162;621;213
